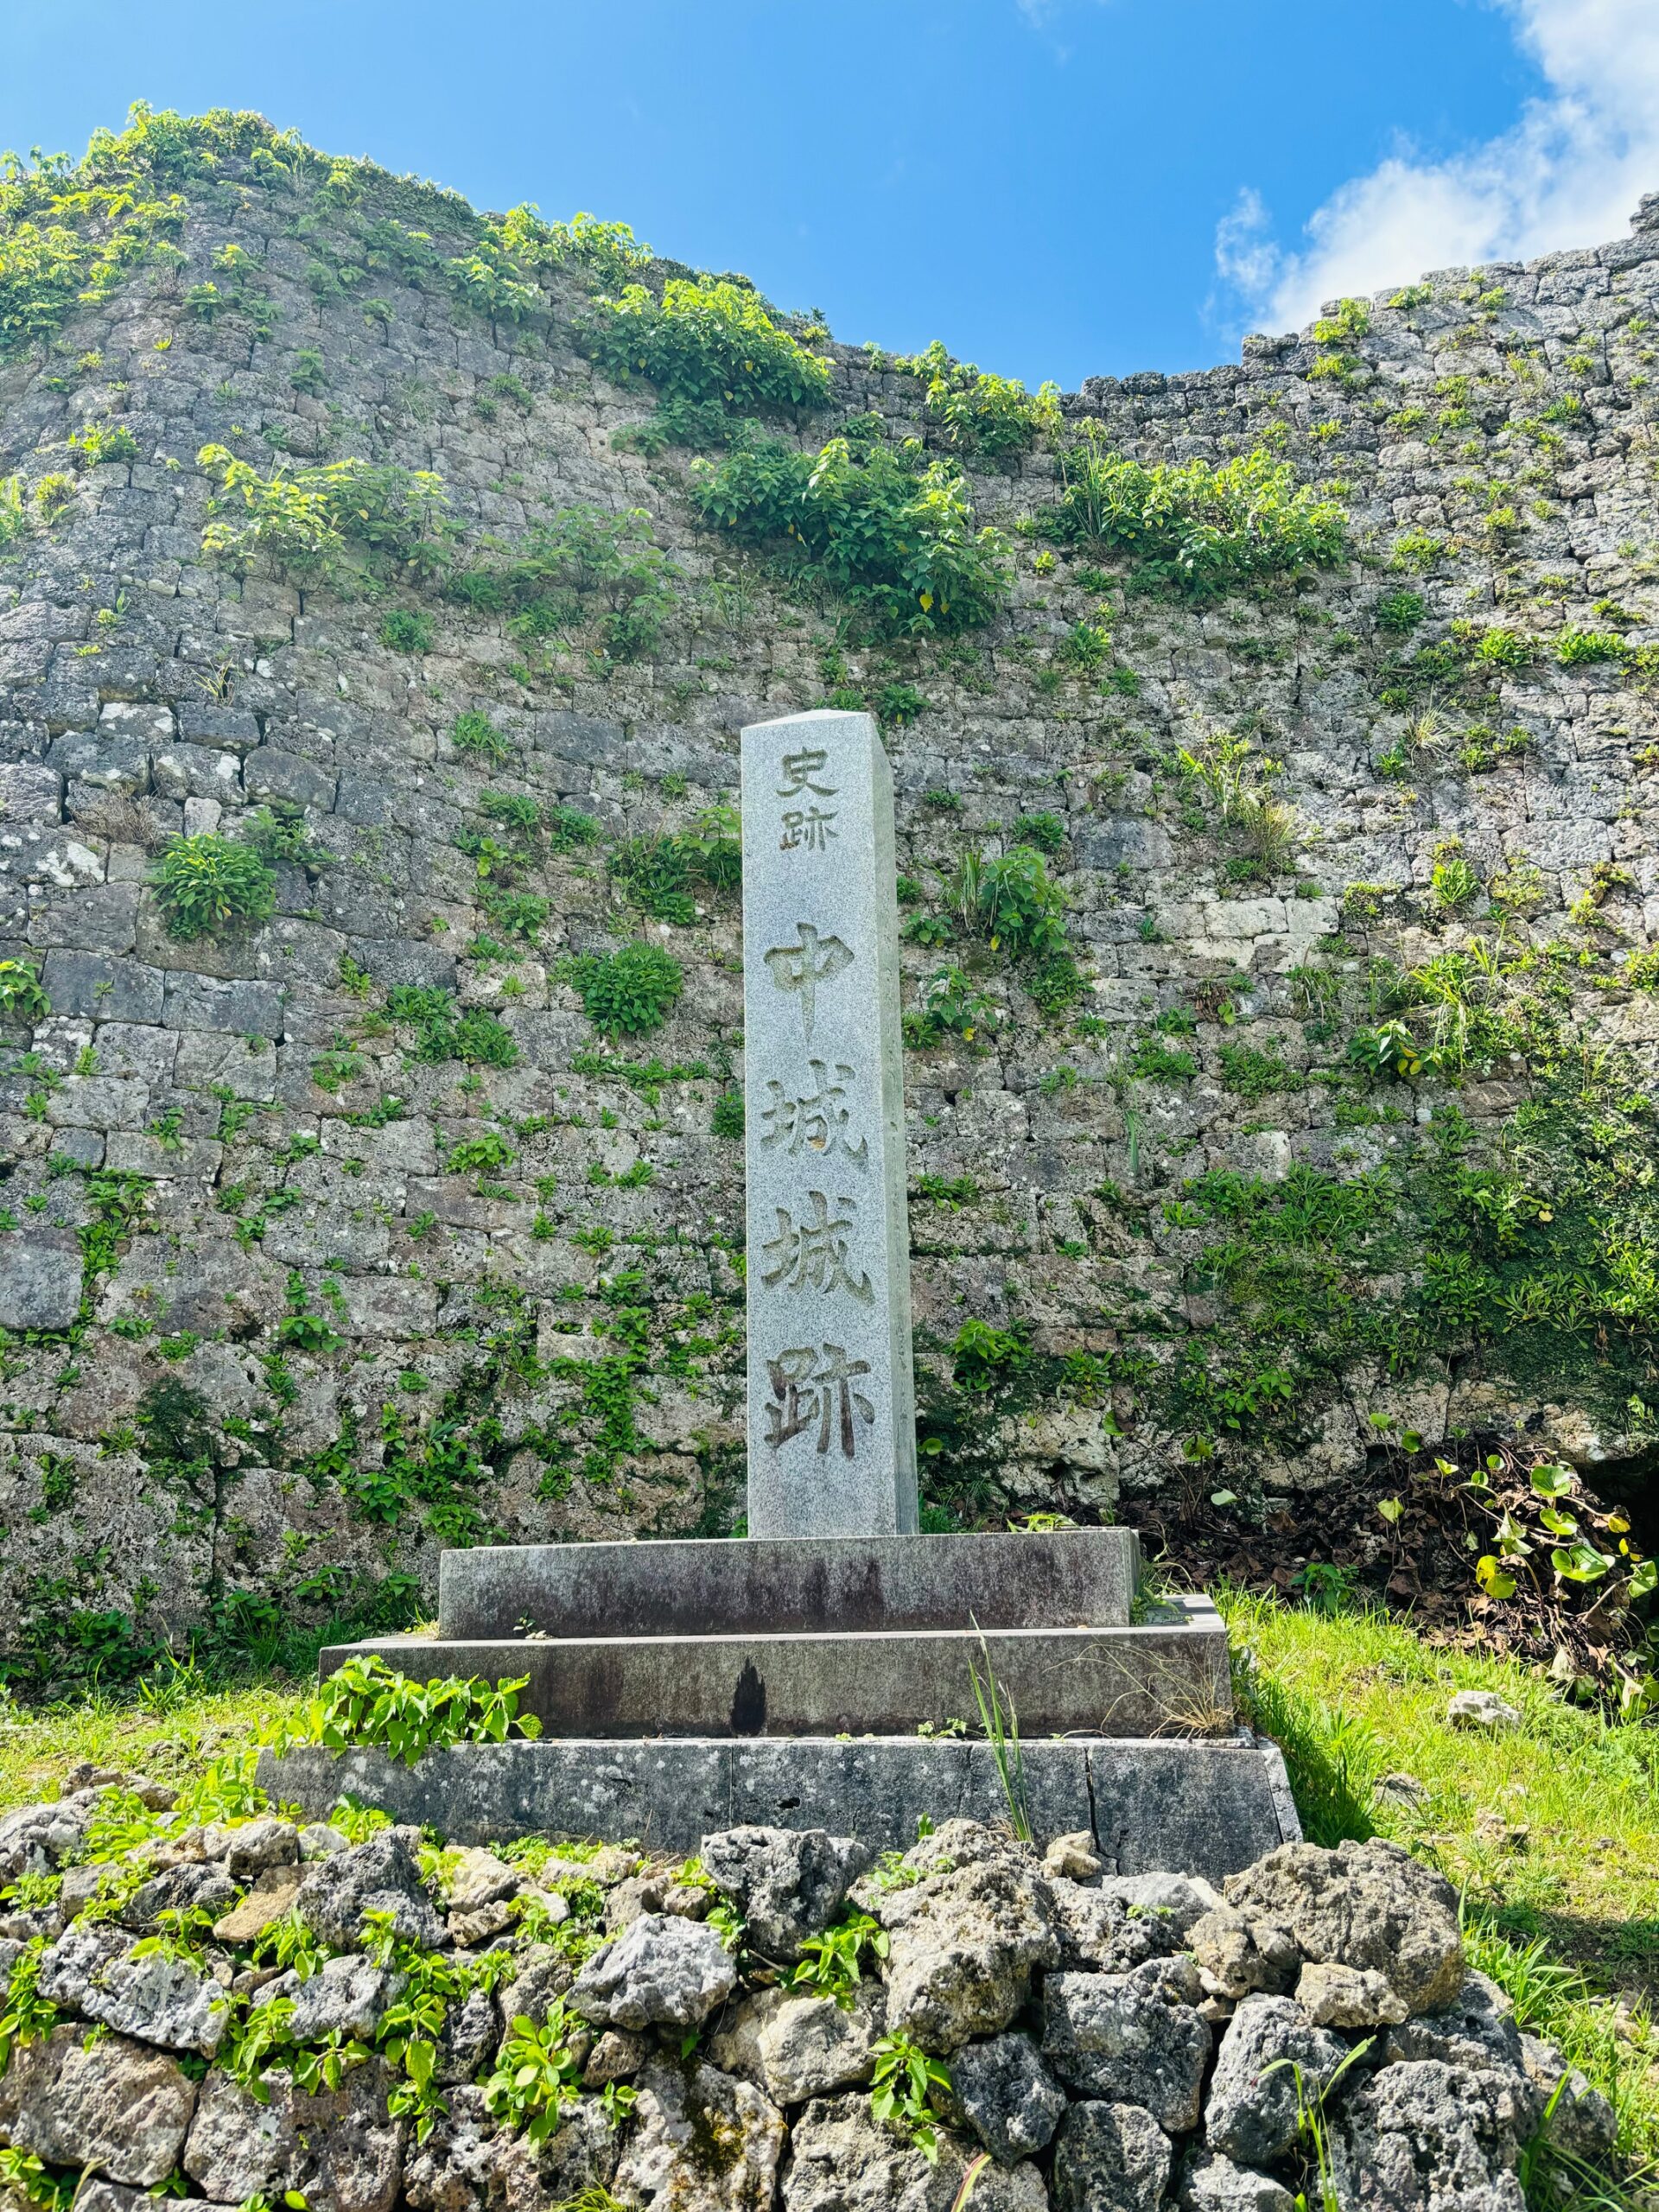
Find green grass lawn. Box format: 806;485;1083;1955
3;1598;1656;2188
1226;1590;1659;2180
0;1675;308;1817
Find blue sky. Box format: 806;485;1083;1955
4;0;1652;392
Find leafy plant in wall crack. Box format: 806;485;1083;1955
0;1941;56;2077
608;806;741;924
150;834;276;940
196;445;452;588
481;2007;582;2141
67;419;137;468
379;607;434;652
1178;732;1301;871
904;965;998;1049
0;959;49;1021
784;1909;890;2005
1218;1040;1304;1101
568;943;684;1038
870;2031;951;2161
385;986;518;1068
951;843;1068;960
453;505;679;665
1429;840;1483;916
244;800;333;874
450;709;514;764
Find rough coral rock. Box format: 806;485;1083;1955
783;2093;1047;2212
1186;1905;1300;2001
1446;1693;1522;1733
569;1911;740;2030
0;2024;197;2186
1520;2032;1618;2161
434;1986;502;2088
711;1983;885;2105
582;2027;653;2088
1041;1962;1211;2132
38;1921;232;2056
182;2051;404;2212
944;2031;1069;2164
613;2059;785;2212
1224;1838;1463;2014
439;1847;523;1914
1177;2153;1298;2210
1294;1961;1409;2030
1052;2099;1173;2212
1329;2057;1531;2212
0;1790;102;1883
294;1826;445;1952
697;1827;869;1961
874;1825;1058;2054
404;2085;617;2212
251;1953;399;2043
212;1865;304;1944
498;1942;577;2029
1382;1971;1532;2097
1204;1994;1351;2167
1096;1874;1221;1941
122;1862;238;1934
1049;1878;1187;1974
203;1816;299;1880
1043;1833;1104;1882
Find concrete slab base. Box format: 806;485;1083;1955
257;1730;1300;1879
439;1526;1141;1638
323;1596;1230;1739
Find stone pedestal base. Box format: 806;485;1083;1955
257;1731;1300;1880
438;1526;1141;1639
321;1594;1227;1739
307;1527;1292;1875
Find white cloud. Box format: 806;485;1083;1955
1213;187;1280;302
1014;0;1116;41
1217;0;1659;334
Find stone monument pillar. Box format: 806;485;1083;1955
291;723;1294;1872
740;709;917;1540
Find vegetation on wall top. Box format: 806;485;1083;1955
894;337;1061;459
1039;437;1349;597
691;430;1013;637
581;275;831;416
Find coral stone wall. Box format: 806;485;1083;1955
2;114;1657;1677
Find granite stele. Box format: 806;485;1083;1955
264;710;1298;1873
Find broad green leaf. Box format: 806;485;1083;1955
1552;1541;1615;1584
1475;1554;1516;1599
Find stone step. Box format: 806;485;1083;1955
257;1729;1300;1878
438;1525;1141;1639
327;1593;1227;1740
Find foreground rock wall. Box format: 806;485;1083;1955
0;1777;1622;2212
2;113;1658;1672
